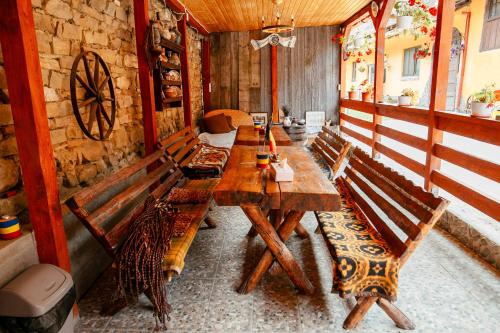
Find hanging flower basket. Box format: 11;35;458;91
397;16;414;30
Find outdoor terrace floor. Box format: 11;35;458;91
76;206;500;333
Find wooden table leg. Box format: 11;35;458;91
238;207;311;294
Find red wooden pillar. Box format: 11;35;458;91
424;0;455;191
202;38;211;113
178;16;193;128
133;0;157;155
271;45;278;123
0;0;71;271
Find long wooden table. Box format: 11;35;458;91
214;145;340;294
234;125;292;146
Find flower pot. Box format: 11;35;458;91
348;91;358;100
398;95;412;106
362;92;373;102
471;101;493;118
397;16;413;30
283;116;292;127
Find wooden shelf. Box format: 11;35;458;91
163;96;183;104
160;39;184;53
162;80;182;86
161;61;181;70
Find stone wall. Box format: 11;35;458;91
31;0;145;201
187;27;204;129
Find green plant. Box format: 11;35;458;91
401;88;417;97
362;84;374;94
350;85;357;92
472;84;496;106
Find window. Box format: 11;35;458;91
481;0;500;51
352;62;357;82
368;64;375;84
402;47;420;78
488;0;500;19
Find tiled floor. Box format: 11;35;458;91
77;207;500;333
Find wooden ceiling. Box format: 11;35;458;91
181;0;371;33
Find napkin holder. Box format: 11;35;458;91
270;158;294;182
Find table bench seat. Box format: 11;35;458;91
315;178;399;301
314;145;449;330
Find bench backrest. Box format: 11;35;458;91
158;127;201;168
312;126;352;178
341;147;449;264
66;149;183;258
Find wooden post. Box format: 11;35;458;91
424;0;455;191
202;39;211;113
372;0;395;159
133;0;157;156
339;25;352;127
271;45;279;123
0;0;71;271
178;15;193;128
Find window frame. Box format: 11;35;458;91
486;0;500;21
402;46;421;79
352;62;358;82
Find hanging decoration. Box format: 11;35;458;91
251;0;296;49
70;49;116;141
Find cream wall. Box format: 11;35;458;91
457;0;500;105
344;0;500;108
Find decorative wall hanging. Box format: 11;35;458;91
70;50;116;141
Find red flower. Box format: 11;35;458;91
429;26;437;40
346;51;351;57
429;7;437;16
420;26;428;34
358;51;363;56
420;4;427;10
409;0;415;6
366;49;373;55
356;58;361;63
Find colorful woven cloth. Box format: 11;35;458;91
315;178;400;301
184;144;230;178
166;188;211;204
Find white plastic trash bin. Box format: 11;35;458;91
0;264;77;333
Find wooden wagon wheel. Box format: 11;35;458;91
70;50;116;141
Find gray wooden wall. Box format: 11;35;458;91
210;26;341;123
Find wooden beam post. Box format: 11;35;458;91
372;0;396;158
0;0;71;271
271;45;278;123
133;0;157;155
424;0;455;191
202;38;211;113
178;16;193;128
339;25;352;127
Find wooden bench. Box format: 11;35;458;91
158;127;229;179
312;126;352;179
66;147;215;281
315;146;449;330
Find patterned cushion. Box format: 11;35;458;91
315;178;400;301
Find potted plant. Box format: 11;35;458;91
470;84;496;118
394;1;414;30
348;85;358;100
399;88;418;106
362;84;374;102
